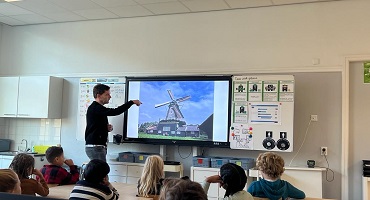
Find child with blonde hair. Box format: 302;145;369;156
0;169;21;194
137;155;164;197
247;152;305;200
9;153;49;196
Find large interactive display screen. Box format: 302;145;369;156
123;76;231;147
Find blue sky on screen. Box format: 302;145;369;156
138;81;214;125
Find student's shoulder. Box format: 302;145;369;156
21;178;39;186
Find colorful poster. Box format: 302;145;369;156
229;123;253;150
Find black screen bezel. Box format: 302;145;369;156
122;75;232;147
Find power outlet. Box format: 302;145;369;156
311;115;318;121
321;147;328;156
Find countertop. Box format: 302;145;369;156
0;151;45;157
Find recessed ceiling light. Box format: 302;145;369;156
4;0;22;2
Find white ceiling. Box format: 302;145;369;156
0;0;341;26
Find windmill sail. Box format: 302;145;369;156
155;89;191;120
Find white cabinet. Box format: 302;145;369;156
0;155;14;169
0;77;19;117
107;161;143;184
34;155;48;170
0;76;63;118
0;154;48;169
107;161;183;184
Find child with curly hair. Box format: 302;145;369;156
247;152;305;200
9;153;49;196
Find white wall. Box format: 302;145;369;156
1;0;370;76
0;0;366;199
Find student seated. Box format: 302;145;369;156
9;153;49;196
40;146;79;185
202;163;254;200
69;159;119;200
137;155;164;197
0;169;21;194
160;178;207;200
247;152;306;200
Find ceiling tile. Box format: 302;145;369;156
107;5;153;17
135;0;177;4
181;0;230;12
0;3;33;15
49;0;102;11
74;8;118;19
90;0;138;7
272;0;318;5
143;2;189;14
10;0;67;14
42;12;87;22
225;0;273;8
0;16;27;25
10;13;54;24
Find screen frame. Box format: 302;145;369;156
122;75;232;147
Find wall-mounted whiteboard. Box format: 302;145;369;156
77;77;125;141
229;75;294;152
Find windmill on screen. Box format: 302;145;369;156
144;89;200;138
154;90;190;120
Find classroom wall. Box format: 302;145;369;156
1;0;370;77
58;72;341;200
349;62;370;200
0;0;366;199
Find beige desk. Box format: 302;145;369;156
48;183;151;200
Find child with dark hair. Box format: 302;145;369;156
69;159;119;200
160;178;207;200
247;152;305;200
9;153;49;196
203;163;253;200
40;146;79;185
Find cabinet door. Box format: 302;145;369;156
18;76;50;118
1;156;14;169
127;165;144;178
193;170;219;198
0;77;19;117
34;156;48;170
109;164;127;176
109;175;126;183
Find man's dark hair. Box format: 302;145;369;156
84;159;110;184
220;163;247;197
93;84;110;98
45;146;64;163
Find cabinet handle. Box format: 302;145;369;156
3;114;16;116
18;114;30;116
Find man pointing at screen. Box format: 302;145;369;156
85;84;141;162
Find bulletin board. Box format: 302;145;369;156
76;77;126;141
229;75;294;152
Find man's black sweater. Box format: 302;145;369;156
85;100;134;146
